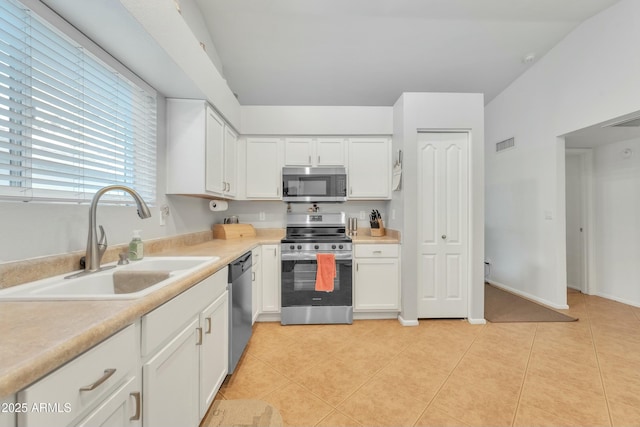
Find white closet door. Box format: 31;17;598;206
417;133;469;318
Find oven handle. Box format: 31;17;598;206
281;252;352;261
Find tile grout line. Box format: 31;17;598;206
585;293;615;427
510;322;538;427
411;323;487;427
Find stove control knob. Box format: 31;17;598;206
297;245;302;250
332;245;336;249
289;245;295;250
314;245;319;250
338;244;344;249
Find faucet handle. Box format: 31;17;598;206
118;252;130;265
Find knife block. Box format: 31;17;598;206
370;220;385;237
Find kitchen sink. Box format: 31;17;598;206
0;256;220;301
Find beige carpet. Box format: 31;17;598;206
485;283;578;323
202;399;283;427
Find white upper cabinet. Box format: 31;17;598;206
316;138;346;166
348;137;391;199
284;137;346;167
205;105;225;195
284;137;314;166
245;137;283;199
223;127;238;197
166;99;238;199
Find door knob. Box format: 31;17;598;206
441;234;447;240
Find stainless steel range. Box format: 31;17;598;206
281;212;353;325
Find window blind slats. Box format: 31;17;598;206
0;0;156;204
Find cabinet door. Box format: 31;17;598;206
284;138;313;166
75;376;141;427
205;106;225;195
224;126;238;197
316;138;346;166
199;291;228;419
354;258;399;311
261;245;280;313
246;138;282;199
251;248;262;324
143;318;200;427
348;138;390;199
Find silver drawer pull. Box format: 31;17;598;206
373;250;382;254
205;317;212;334
79;368;116;391
129;392;141;421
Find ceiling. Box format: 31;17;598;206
195;0;620;106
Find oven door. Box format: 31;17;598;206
281;258;352;307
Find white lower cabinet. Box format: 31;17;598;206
260;244;280;313
16;324;140;427
251;247;262;323
354;244;400;311
142;267;229;427
198;292;228;419
143;318;200;427
75;376;141;427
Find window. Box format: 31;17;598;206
0;0;157;204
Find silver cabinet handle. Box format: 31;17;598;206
373;250;382;254
129;392;141;421
318;155;320;164
350;187;353;195
226;182;230;191
205;317;212;334
196;327;203;345
308;155;311;164
252;271;256;281
79;368;116;391
276;187;279;196
442;235;447;240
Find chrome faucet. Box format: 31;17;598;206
84;185;151;272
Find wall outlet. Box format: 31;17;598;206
359;211;365;220
259;212;266;221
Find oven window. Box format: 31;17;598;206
291;262;340;291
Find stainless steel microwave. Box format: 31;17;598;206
282;167;347;202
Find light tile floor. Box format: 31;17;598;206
214;290;640;426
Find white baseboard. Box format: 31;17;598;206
595;291;640;308
486;280;569;309
354;312;399;320
467;318;486;325
398;315;419;326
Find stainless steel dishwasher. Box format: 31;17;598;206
228;251;252;373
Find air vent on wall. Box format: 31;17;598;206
496;137;515;153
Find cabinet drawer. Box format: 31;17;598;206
17;324;138;427
142;266;228;357
355;244;398;258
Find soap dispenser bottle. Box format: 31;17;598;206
129;230;144;261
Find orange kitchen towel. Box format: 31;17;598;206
315;253;336;292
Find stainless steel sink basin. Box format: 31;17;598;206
0;256;220;301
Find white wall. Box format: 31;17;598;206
240;106;393;135
485;0;640;307
593;138;640;306
392;92;485;322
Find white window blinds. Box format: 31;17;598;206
0;0;157;204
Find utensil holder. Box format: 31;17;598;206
370;220;385;237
